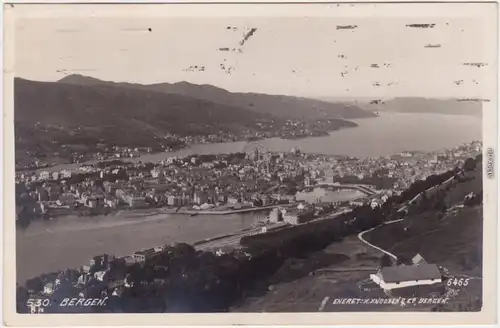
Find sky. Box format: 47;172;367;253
10;3;498;98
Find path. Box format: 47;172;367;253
357;171;461;261
195;222;288;251
357;219;403;260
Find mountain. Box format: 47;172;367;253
15;77;281;135
323;97;483;117
14;77;363;167
57;74;376;120
14;78;284;165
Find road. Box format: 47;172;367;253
357;220;403;260
195;209;351;251
195;222;288;251
397;173;458;213
359;171;460;259
197;172;459;255
305;182;378;196
196;172;460;255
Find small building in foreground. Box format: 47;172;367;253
370;263;442;290
43;282;55;296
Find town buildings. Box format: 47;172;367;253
15;141;481;221
282;203;315;225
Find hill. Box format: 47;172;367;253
356;97;482;117
363;158;483;279
362;158;483;310
14;78;282;166
15;78;277;132
14;78;362;168
57;74;376;120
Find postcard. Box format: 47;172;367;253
2;2;498;326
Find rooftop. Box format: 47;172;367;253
379;263;441;283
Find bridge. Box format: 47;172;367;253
304;182;378;196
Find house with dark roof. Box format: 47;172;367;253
370;263;442;290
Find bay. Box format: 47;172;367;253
34;112;481;173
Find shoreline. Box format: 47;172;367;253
163;204;294;215
22;126;360;173
21;112;481;174
37;203;294;220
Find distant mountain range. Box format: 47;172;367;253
14;78;274;160
321;97;483;117
14;76;375;166
57;74;376;120
15;77;275;135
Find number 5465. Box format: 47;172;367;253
447;277;470;287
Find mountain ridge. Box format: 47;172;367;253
57;74;376;120
14;77;283;166
14;77;363;167
320;96;483;117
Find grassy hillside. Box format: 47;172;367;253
364;160;483;276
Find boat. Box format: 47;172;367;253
190;213;199;217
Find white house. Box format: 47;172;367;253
370;263;442;290
154;246;165;253
43;282;55;295
370;199;380;209
94;270;109;282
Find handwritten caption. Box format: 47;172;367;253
330;297;450;307
27;297;108;308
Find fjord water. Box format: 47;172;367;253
17;112;482;282
37;112;482;175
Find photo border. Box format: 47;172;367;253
2;2;498;326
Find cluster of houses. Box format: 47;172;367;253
35;247;168;312
268;203;317;225
16;141;481;220
15;150;314;216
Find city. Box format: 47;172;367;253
16;141;482;222
16;140;482;313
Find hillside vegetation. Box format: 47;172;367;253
15;78;278;136
15;76;371;167
365;157;482;270
15;78;280;165
58;74;376;120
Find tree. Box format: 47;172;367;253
397;256;410;265
414;191;431;213
432;191;447;213
380;254;393;267
25;277;44;293
463;157;476;172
